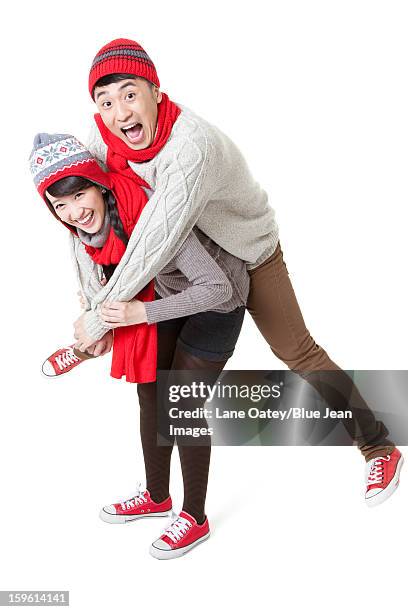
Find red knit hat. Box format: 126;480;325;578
89;38;160;98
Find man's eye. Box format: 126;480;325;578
126;92;135;100
75;192;84;200
102;101;111;108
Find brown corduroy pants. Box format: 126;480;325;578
247;241;394;461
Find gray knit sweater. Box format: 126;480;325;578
146;227;249;323
78;221;249;322
73;104;279;340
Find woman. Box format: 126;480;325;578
30;132;249;559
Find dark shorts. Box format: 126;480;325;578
158;306;246;361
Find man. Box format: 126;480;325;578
71;38;402;521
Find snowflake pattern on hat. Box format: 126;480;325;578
30;137;90;180
29;134;99;189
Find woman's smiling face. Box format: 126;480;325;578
46;185;105;233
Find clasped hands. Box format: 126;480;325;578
74;298;148;352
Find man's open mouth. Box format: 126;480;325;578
121;123;144;144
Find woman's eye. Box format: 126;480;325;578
102;101;111;108
55;203;64;210
75;192;84;200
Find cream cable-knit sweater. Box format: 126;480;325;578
74;104;279;340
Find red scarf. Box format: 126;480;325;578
94;92;181;177
87;93;180;383
85;172;157;384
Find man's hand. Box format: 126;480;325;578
85;331;114;357
77;291;86;310
100;300;148;328
73;313;98;352
77;277;106;310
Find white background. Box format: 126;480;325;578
0;0;407;610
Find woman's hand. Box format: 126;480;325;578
100;299;148;328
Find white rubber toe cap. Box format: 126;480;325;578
365;488;382;499
152;539;171;551
103;504;117;515
41;360;55;376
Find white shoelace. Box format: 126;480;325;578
120;484;147;511
367;455;391;485
163;513;192;544
55;348;80;371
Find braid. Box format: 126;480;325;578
104;191;129;246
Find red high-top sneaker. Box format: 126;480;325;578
100;486;172;524
150;510;210;559
365;448;404;507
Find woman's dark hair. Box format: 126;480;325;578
92;73;153;100
47;175;92;198
46;175;128;246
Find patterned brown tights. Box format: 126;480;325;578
137;324;227;525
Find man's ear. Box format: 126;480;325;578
154;87;163;104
